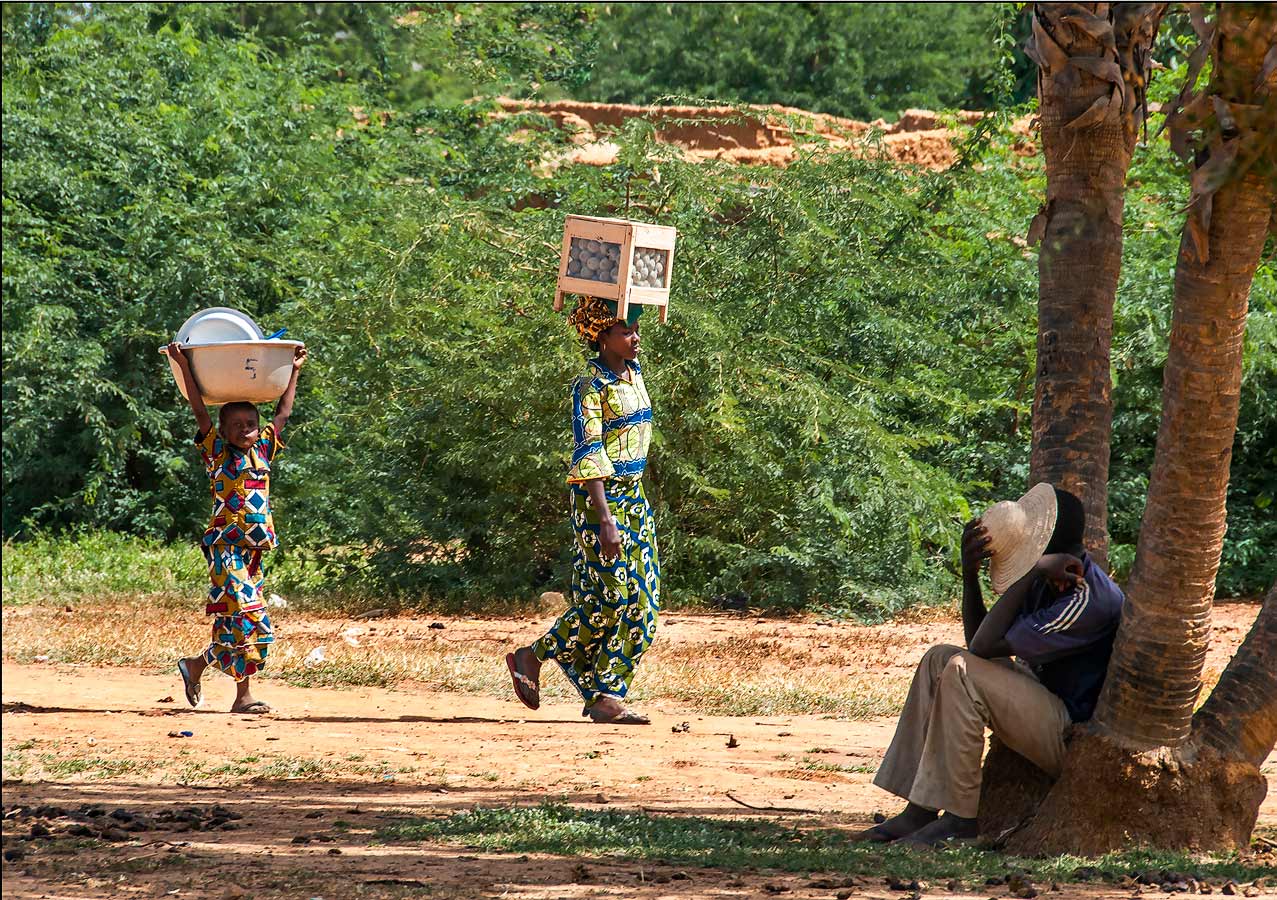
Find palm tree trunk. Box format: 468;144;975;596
1026;3;1166;571
988;7;1277;854
1093;5;1277;751
1191;581;1277;768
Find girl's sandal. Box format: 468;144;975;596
176;659;203;708
232;701;271;715
505;652;540;711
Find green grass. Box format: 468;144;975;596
2;532;203;605
3;749;32;779
175;754;343;782
799;757;876;775
37;754;162;780
0;532;540;616
279;662;401;689
256;756;340;780
659;680;903;718
377;804;1277;884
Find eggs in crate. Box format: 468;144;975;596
567;237;621;284
631;247;669;288
554;214;677;323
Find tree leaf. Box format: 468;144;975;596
1186;2;1211;40
1026;206;1049;246
1256;44;1277;92
1189;137;1242;203
1183;196;1212;265
1060;12;1117;51
1069;56;1126;98
1031;12;1071;73
1064;91;1114;130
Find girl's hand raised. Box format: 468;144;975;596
292;346;308;371
166;342;189;366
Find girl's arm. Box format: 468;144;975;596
272;346;308;433
584;478;622;560
166;343;213;436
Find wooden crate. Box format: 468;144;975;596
554;215;677;323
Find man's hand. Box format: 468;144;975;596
598;517;622;560
166;342;189;367
961;518;992;577
292;346;308;371
1036;553;1084;592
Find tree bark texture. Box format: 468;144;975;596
1094;5;1277;752
976;737;1055;845
1192;581;1277;768
995;588;1277;855
979;7;1277;854
1026;3;1166;572
1004;729;1268;855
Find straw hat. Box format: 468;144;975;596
982;483;1058;594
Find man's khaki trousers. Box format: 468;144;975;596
872;644;1072;819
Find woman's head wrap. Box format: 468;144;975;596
568;295;643;343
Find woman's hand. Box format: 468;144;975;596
1036;553;1085;591
961;518;992;577
292;346;308;371
598;516;622;560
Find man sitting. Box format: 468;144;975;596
856;483;1124;846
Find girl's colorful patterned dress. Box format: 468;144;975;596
196;424;284;681
533;359;661;708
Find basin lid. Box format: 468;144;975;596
177;307;264;344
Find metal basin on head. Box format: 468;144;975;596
160;340;304;406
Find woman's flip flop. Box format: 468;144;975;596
505;652;540;711
176;659;203;709
585;705;650;725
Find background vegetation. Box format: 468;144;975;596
3;3;1273;614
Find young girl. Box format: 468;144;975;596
505;296;661;725
167;342;306;714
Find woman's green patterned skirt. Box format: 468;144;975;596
533;476;661;707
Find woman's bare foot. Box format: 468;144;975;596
514;646;541;684
590;696;625;718
177;656;207;708
584;696;650;724
230;678;270;714
506;647;542;709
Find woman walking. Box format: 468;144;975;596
506;296;661;725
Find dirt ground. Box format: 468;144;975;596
493;99;1037;171
2;604;1273;899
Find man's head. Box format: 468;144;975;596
984;482;1087;593
218;401;260;450
1044;487;1085;556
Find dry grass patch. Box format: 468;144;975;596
2;598;913;718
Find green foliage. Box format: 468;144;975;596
3;3;1274;615
577;3;1031;120
281;113;1042;614
233;2;598;105
379;803;1275;882
2;3;373;537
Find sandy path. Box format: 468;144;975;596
2;605;1273;899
